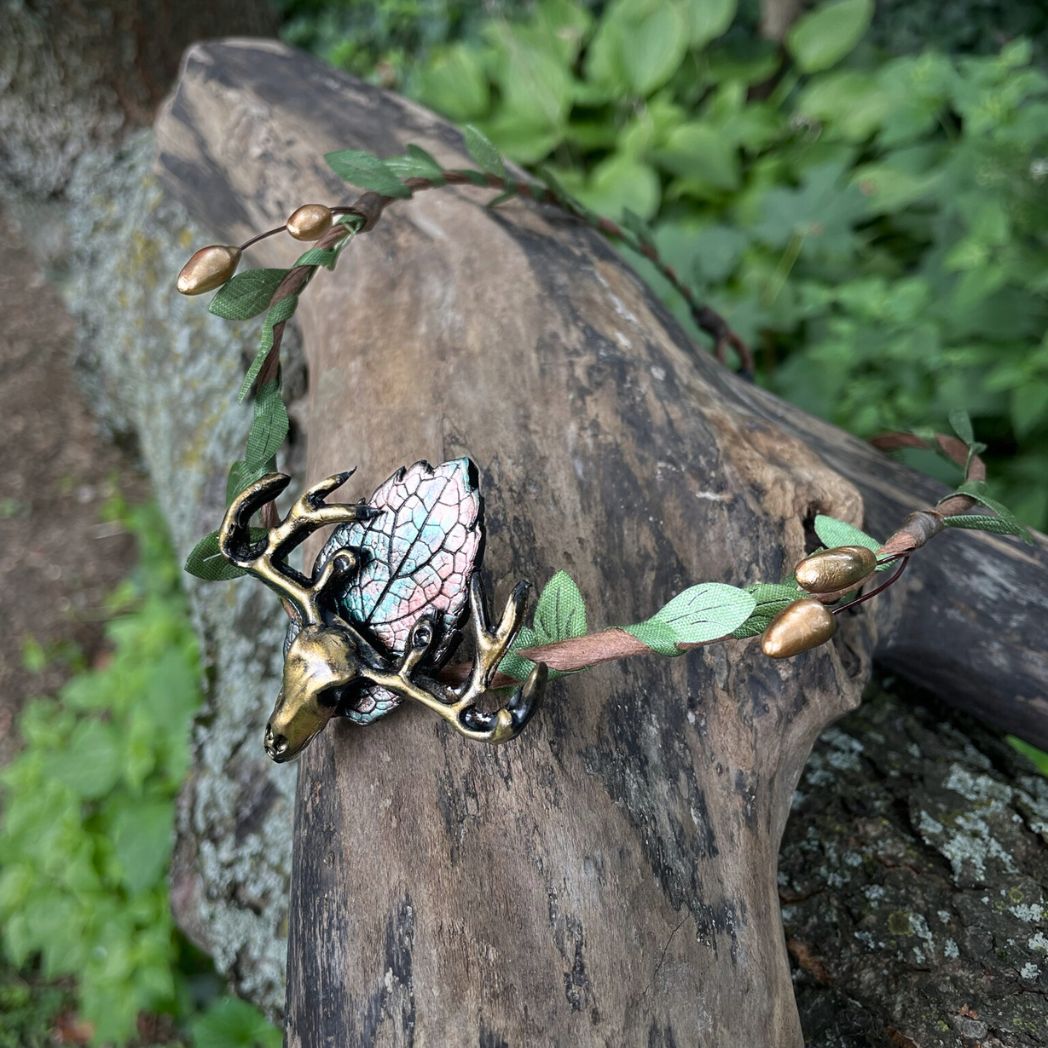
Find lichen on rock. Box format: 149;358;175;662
63;132;302;1014
781;684;1048;1048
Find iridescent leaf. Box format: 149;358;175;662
308;458;484;723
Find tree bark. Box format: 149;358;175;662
0;0;276;198
154;41;1048;1047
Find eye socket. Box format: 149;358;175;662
316;684;343;709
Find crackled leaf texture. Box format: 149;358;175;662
312;458;483;724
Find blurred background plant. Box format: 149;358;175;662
0;499;279;1047
277;0;1048;529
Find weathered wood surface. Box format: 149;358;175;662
156;41;1048;1047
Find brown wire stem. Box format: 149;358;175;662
832;555;910;615
239;225;288;251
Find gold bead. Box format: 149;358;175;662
176;245;241;295
286;204;333;241
795;545;878;594
761;598;838;659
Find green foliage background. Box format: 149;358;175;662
280;0;1048;530
0;501;279;1047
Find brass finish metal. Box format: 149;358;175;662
761;598;838;659
287;203;334;241
176;244;241;295
795;545;878;594
219;471;547;761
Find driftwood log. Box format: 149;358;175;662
155;41;1048;1047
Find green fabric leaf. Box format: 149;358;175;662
293;246;338;269
208;268;286;321
533;571;588;644
244;382;289;469
948;408;975;446
620;207;655;249
786;0;873;73
812;515;886;566
386;144;447;183
949;482;1034;544
624;618;681;657
226;460;248;503
731;582;804;638
652;583;756;644
293;218;359;270
463;124;507;179
498;625;538;682
238;294;299;402
184;531;246;582
486;188;518;208
325;149;413;198
943;513;1030;538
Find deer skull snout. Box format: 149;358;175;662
263;625;360;763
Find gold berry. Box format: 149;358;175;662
176;245;241;295
286;204;333;241
761;598;838;659
795;545;878;594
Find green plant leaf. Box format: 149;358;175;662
238;294;299;402
463;124;506;179
533;571;587;644
1011;383;1048;439
949;481;1034;544
577;152;660;220
184;530;246;582
46;720;121;799
112;800;173;894
245;382;289;470
656;121;740;190
786;0;873;73
191;995;282;1048
208;269;286;321
385;144;447;184
621;4;688;96
414;42;491;122
325;149;413;198
685;0;737;47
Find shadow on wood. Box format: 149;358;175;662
155;40;1048;1047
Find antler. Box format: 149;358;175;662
219;471;376;625
352;574;547;744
